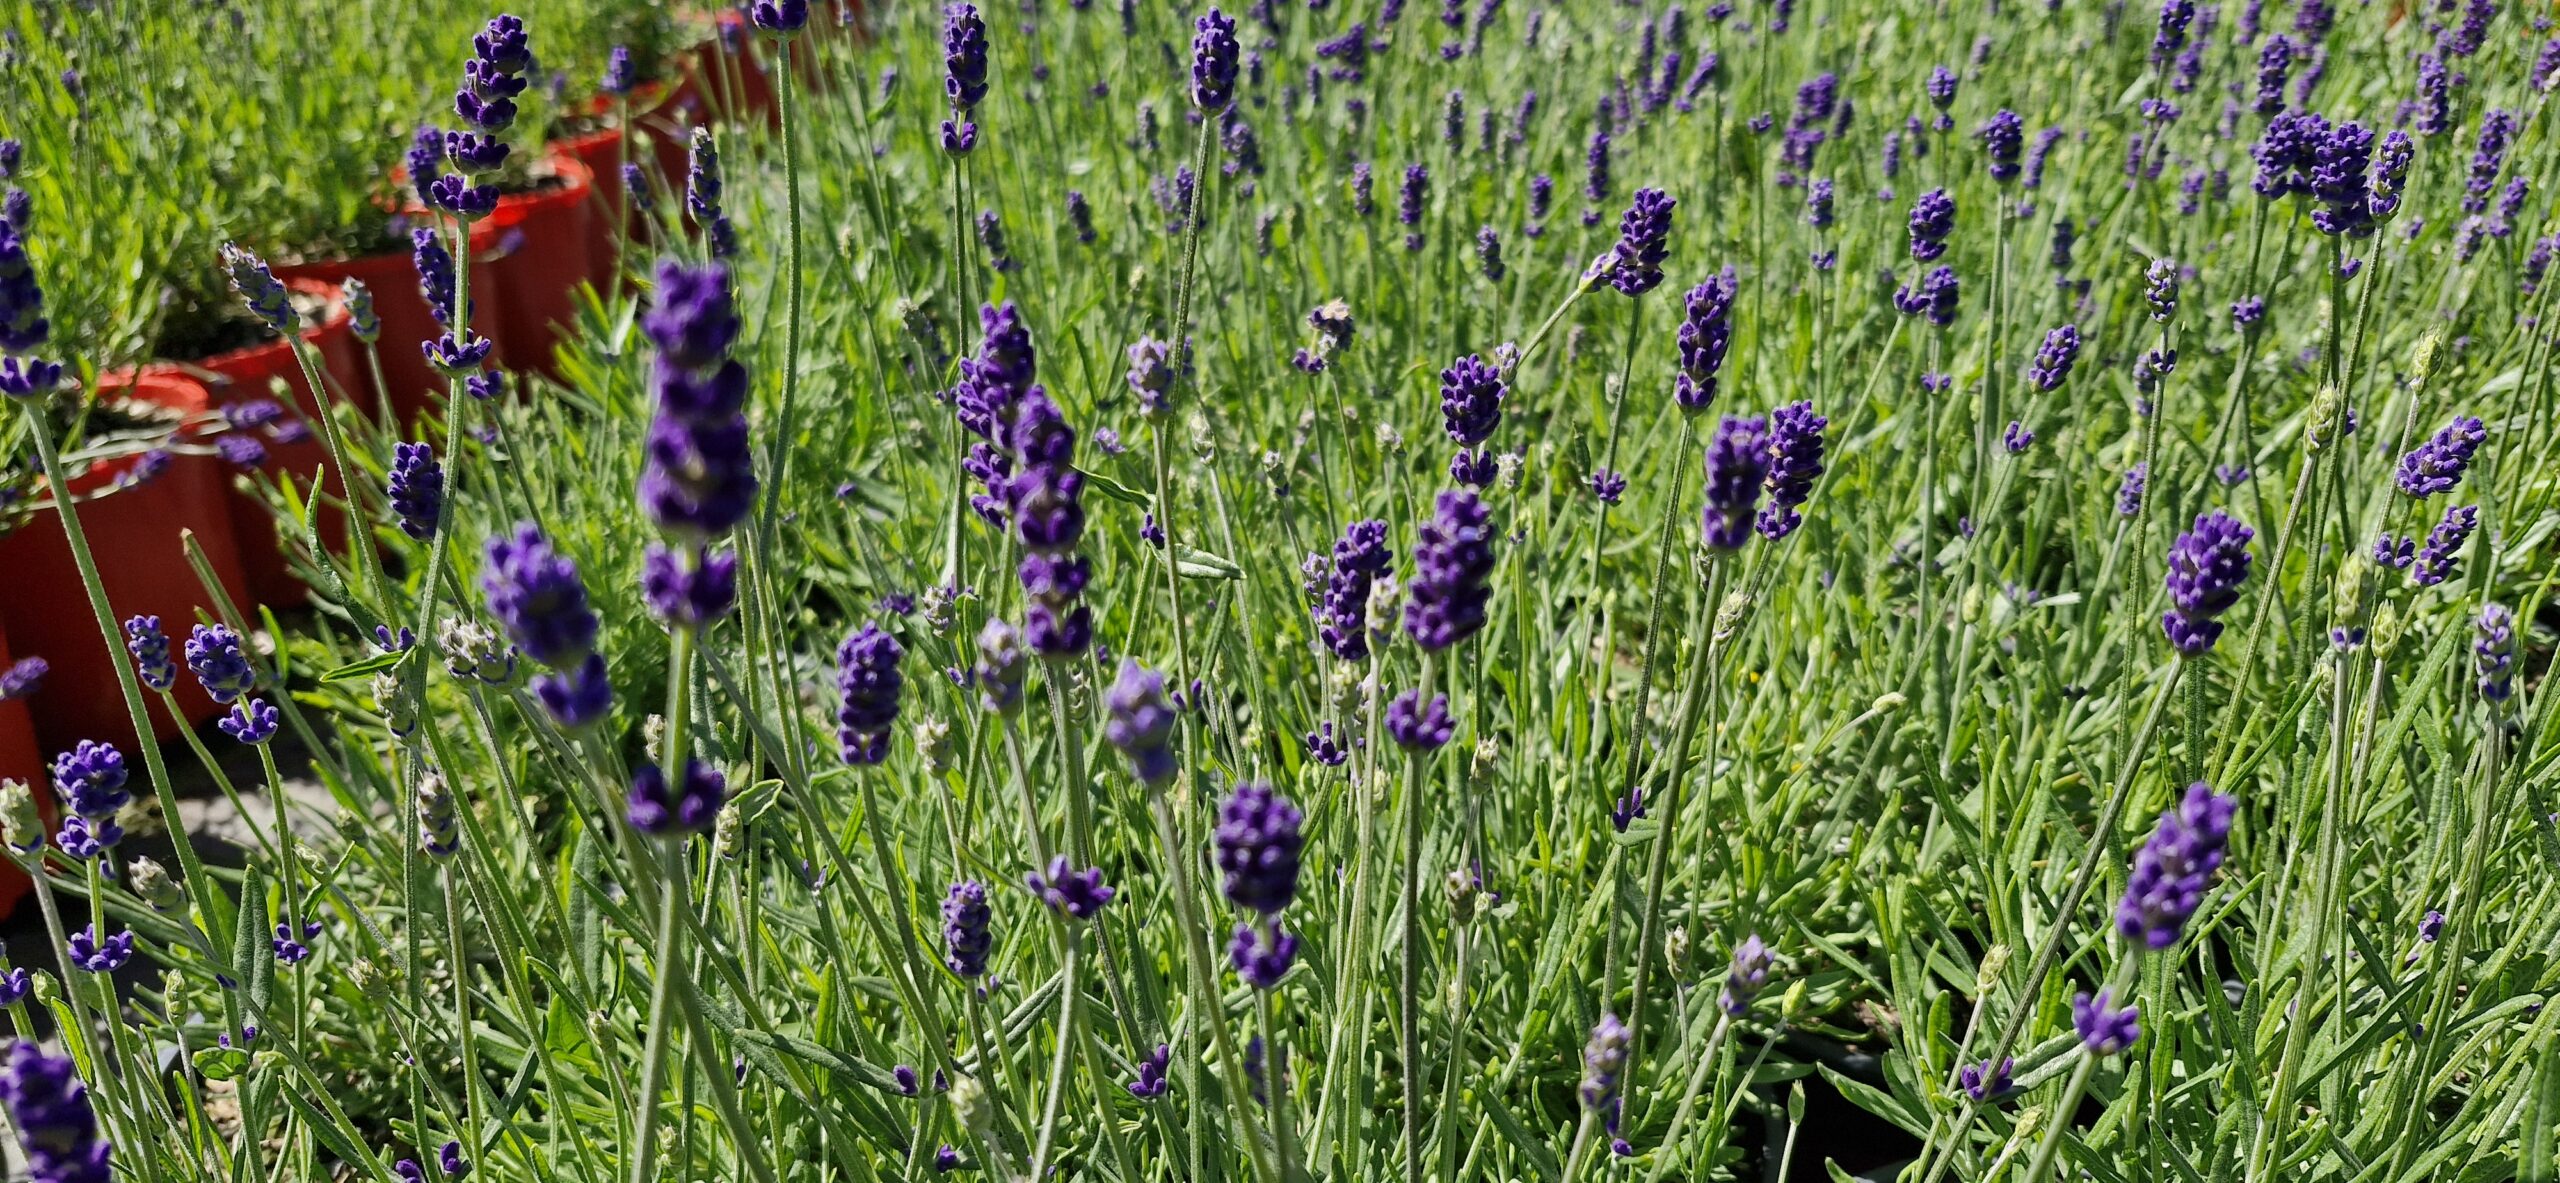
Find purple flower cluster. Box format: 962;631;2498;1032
1758;401;1828;540
1701;414;1772;549
2476;603;2515;701
1674;267;1739;413
0;1043;113;1183
2116;781;2237;949
482;524;612;728
2161;510;2254;657
185;623;256;704
123;616;176;691
1604;188;1676;296
1025;854;1115;919
1720;934;1773;1015
1894;266;1960;327
1103;659;1179;785
1387;689;1454;749
2073;989;2140;1055
1315;519;1393;661
1007;390;1092;658
834;625;905;765
638;261;754;628
1907;188;1955;261
1978;111;2024;183
2395;415;2487;498
1404;491;1495;651
2408;504;2479;588
2465;110;2517;214
627;759;725;836
942;881;992;977
388;442;445;541
942;4;989;152
2027;323;2081;390
1439;353;1506;485
1190;9;1242;111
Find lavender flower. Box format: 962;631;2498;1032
220;244;298;336
1215;782;1304;914
1127;1045;1172;1098
640;546;738;627
1580;1014;1630;1115
1907;188;1955;262
1893;266;1960;328
454;15;532;137
972;619;1027;715
943;881;992;977
1404;491;1495;650
1720;934;1772;1015
1025;855;1115;919
123;617;176;691
2395;416;2487;498
1400;164;1429;251
1229;920;1301;989
1103;659;1179;785
185;624;256;704
482;524;611;727
1674;267;1739;413
2116;781;2237;949
834;625;905;765
2408;504;2478;587
1960;1058;2014;1101
2004;422;2036;454
1316;520;1392;661
217;699;280;746
627;760;726;835
1604;188;1676;296
65;925;132;974
1386;689;1454;749
1191;9;1242;111
1978;111;2024;183
2145;258;2178;321
2476;603;2516;701
2027;323;2081;390
2464;110;2516;215
2073;989;2140;1055
1439;353;1505;484
641;261;756;541
0;657;41;703
1702;414;1772;549
2161;509;2254;656
388;442;444;541
1757;401;1828;540
1475;225;1505;282
0;1044;113;1183
750;0;810;35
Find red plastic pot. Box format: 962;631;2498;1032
483;150;596;377
0;374;253;753
122;280;359;609
0;621;44;917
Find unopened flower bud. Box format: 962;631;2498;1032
129;857;182;911
0;781;42;854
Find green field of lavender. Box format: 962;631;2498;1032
0;0;2555;1180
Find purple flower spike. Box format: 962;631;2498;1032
66;925;134;974
639;545;740;628
1580;1014;1630;1112
2476;603;2516;701
0;1043;112;1183
2073;989;2141;1055
1025;855;1115;920
1604;188;1676;296
627;759;726;836
1404;491;1495;650
1315;520;1393;661
123;617;176;692
1103;659;1179;785
217;699;281;746
1701;414;1772;550
1214;782;1305;914
1674;268;1739;413
1229;920;1302;989
1959;1057;2013;1100
482;524;601;668
2408;504;2478;587
389;442;445;541
942;881;991;977
2027;323;2081;390
184;624;256;704
1720;934;1772;1015
1386;690;1454;750
2395;416;2487;498
1190;9;1242;112
1907;188;1956;261
1757;402;1828;540
1127;1044;1172;1098
2161;510;2254;657
2115;781;2237;949
834;624;905;766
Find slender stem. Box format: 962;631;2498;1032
1398;652;1438;1183
626;848;686;1183
1624;556;1730;1095
1028;927;1082;1182
1641;1012;1738;1183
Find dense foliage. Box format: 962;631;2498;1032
2;0;2559;1180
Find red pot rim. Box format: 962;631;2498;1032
121;277;348;387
